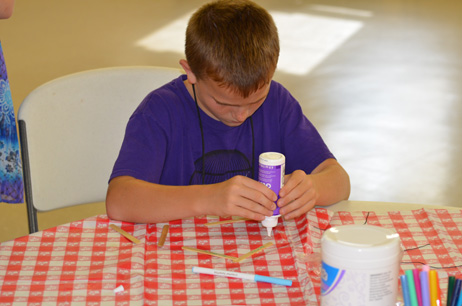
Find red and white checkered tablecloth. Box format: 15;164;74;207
1;208;461;305
143;209;331;306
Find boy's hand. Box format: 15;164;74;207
277;170;319;220
209;175;277;221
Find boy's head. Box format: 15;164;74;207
184;0;279;98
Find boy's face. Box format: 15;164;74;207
193;77;270;127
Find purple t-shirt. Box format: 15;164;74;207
110;75;334;185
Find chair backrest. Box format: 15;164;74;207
18;66;181;233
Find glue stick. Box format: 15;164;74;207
258;152;285;237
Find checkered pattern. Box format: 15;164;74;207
142;210;332;306
328;209;462;303
0;216;145;305
1;208;461;305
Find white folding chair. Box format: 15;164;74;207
18;66;181;233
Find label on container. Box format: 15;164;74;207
258;163;284;215
321;261;396;306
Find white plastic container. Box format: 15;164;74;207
258;152;285;237
321;225;402;306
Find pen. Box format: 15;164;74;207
413;269;422;306
457;280;462;306
192;266;292;286
420;270;430;306
448;276;456;306
429;270;439;306
435;270;441;306
406;269;419;306
451;279;462;306
401;275;412;306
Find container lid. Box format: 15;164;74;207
259;152;285;166
321;225;401;260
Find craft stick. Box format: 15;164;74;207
158;225;169;247
109;224;141;244
235;242;274;263
182;246;239;262
204;218;252;226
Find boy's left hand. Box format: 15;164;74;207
277;170;318;220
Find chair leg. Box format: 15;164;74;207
26;200;38;233
18;120;39;233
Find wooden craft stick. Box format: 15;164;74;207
182;246;239;262
158;225;169;247
235;242;274;263
204;218;252;226
110;224;141;244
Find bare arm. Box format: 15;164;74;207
106;175;277;224
277;158;350;220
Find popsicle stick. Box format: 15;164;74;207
204;218;252;226
235;242;274;263
182;246;239;262
109;224;141;244
158;225;169;247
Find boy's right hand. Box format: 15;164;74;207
206;175;277;221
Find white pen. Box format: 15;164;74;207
192;266;292;286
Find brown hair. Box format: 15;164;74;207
185;0;279;97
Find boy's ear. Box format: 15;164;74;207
179;59;197;84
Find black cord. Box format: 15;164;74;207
249;116;255;179
400;261;462;270
402;243;462;269
403;244;431;252
192;84;205;184
363;211;371;224
192;83;255;183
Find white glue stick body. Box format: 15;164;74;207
258;152;285;237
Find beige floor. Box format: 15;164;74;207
1;0;461;242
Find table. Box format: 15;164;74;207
1;200;461;305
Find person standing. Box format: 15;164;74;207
0;0;24;203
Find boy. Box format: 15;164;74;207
106;0;350;224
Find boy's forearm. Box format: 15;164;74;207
310;160;350;206
106;176;209;224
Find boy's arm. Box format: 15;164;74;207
277;158;350;220
106;175;277;224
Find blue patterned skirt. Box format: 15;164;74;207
0;41;24;203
